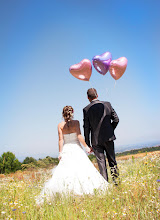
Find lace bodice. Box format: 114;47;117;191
63;132;80;145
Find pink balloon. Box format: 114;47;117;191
109;57;128;80
69;59;92;81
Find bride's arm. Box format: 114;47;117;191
58;124;63;160
76;121;91;153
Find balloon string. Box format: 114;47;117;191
88;81;93;88
105;80;117;97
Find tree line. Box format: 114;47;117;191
0;151;59;174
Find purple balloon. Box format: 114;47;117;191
92;52;112;75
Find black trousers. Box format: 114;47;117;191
92;141;119;182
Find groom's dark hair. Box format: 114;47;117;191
87;88;98;99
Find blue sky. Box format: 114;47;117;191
0;0;160;160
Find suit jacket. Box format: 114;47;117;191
83;100;119;147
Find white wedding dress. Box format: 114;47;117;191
36;133;109;203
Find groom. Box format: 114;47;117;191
83;88;119;183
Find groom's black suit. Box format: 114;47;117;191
83;100;119;182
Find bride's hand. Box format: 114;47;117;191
58;152;62;161
85;146;91;154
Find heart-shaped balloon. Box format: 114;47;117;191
69;59;92;81
92;52;112;75
109;57;128;80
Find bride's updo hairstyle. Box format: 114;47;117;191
62;106;74;122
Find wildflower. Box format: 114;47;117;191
156;179;160;182
12;209;16;211
1;211;6;214
22;211;26;214
81;209;86;214
158;187;160;191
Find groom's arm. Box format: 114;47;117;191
83;108;91;147
110;104;119;130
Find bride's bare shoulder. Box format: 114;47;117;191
58;121;65;129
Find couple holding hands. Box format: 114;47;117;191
37;88;119;202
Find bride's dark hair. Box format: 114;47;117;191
62;106;74;122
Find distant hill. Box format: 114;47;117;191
115;145;160;157
115;141;160;153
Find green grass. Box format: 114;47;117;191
0;153;160;219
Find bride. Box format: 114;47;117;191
37;106;109;203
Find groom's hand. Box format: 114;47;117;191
89;147;93;153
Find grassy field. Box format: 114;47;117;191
0;151;160;220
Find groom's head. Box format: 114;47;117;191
87;88;98;102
